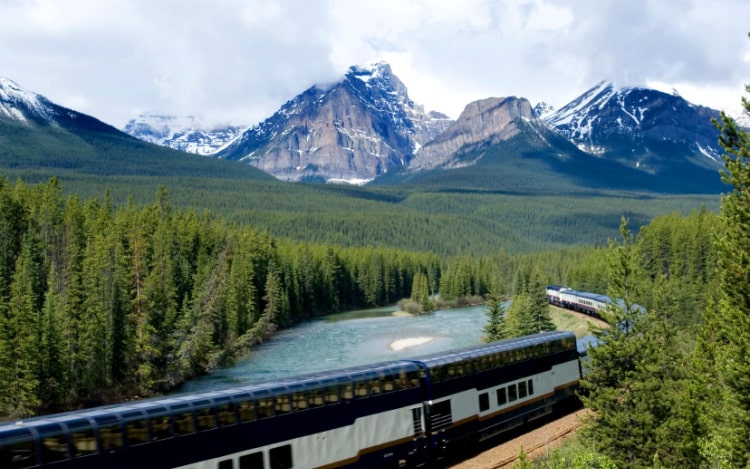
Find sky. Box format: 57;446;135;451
1;0;749;129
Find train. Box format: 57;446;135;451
546;285;611;318
0;330;593;469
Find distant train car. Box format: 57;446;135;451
0;331;583;469
547;286;610;319
545;285;566;306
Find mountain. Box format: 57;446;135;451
730;105;750;130
377;95;670;194
406;96;548;171
1;76;128;137
533;102;555;119
544;81;724;186
122;114;244;155
214;62;453;184
0;76;271;183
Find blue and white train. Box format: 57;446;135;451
546;286;611;318
0;331;589;469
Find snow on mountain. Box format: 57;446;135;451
533;102;555;119
215;61;453;184
0;76;58;124
122;114;245;155
730;105;750;130
545;81;724;169
1;75;127;139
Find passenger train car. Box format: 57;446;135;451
546;286;611;318
0;331;585;469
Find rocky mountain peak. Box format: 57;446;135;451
346;61;407;99
0;76;55;123
533;101;555;119
544;80;723;176
408;96;539;171
215;62;452;184
122;114;245;155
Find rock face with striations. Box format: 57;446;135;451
408;96;538;171
215;62;452;184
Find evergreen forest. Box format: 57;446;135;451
1;39;750;469
517;66;750;468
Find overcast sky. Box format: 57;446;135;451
2;0;749;129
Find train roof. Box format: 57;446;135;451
405;330;576;368
0;359;424;430
0;331;580;432
561;289;611;303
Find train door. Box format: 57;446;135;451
410;407;427;466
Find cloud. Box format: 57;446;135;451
1;0;748;127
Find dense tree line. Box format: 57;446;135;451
554;72;749;468
0;177;443;419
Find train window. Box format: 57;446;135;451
382;376;394;392
396;370;419;389
495;352;505;367
394;371;408;390
196;407;217;431
308;388;324;408
217;402;238;426
239;451;264;469
354;380;368;398
173;412;195;435
325;385;340;404
0;428;37;469
497;387;507;406
38;424;68;463
518;381;528;399
275;395;292;415
292;391;308;411
237;400;256;423
270;444;293;469
257;398;274;419
70;428;96;457
508;384;518;402
369;378;382;395
527;379;534;395
430;366;444;383
477;356;490;372
125;419;148;445
98;422;123;450
341;383;354;400
478;393;489;412
150;415;173;440
409;370;420;388
219;458;234;469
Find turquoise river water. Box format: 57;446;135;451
178;305;494;394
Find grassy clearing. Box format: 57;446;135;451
550;305;607;338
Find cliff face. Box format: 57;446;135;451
408;97;537;171
216;62;452;184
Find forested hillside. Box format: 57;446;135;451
0;174;721;420
528;78;750;468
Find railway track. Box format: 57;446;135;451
448;409;588;469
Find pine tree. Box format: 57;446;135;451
483;291;507;342
3;231;44;417
528;269;555;333
696;61;750;467
410;271;432;312
37;263;67;409
503;294;537;337
580;218;697;466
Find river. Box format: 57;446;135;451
178;305;493;394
